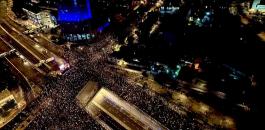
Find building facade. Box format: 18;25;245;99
23;8;57;29
58;0;110;42
252;0;265;13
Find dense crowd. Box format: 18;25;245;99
5;35;219;130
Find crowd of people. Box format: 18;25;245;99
4;34;219;130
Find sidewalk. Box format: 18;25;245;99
124;69;237;129
0;87;26;128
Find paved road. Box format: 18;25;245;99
87;88;168;130
0;37;43;88
0;22;51;73
93;97;144;130
0;39;12;52
4;16;64;57
0;22;49;61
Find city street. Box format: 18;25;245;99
4;15;64;57
0;0;264;129
0;86;26;128
0;23;51;73
81;87;168;130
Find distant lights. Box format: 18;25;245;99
188;17;194;22
58;0;93;22
59;63;70;71
34;44;40;48
133;58;140;62
205;12;211;16
151;66;155;71
199;103;209;114
23;61;30;66
19;55;25;59
117;59;128;67
59;64;65;70
194;63;200;70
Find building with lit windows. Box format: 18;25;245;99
58;0;92;23
252;0;265;13
23;8;57;29
58;0;110;42
23;0;111;42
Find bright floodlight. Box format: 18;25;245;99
59;64;65;71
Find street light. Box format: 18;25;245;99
23;61;30;66
19;54;25;59
117;59;128;67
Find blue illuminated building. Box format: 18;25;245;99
57;0;111;42
58;0;92;22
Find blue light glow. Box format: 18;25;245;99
73;0;78;6
58;0;92;22
98;22;110;32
